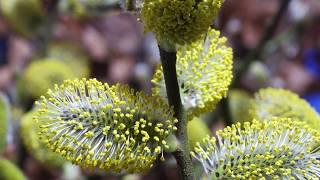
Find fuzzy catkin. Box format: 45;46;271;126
251;88;320;130
48;42;90;78
192;118;320;179
187;117;211;149
34;78;178;173
0;158;25;180
152;29;233;120
141;0;223;45
21;111;65;168
22;60;77;98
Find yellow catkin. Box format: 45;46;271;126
192;118;320;179
152;29;233;120
141;0;223;45
22;60;77;99
251;88;320;130
48;42;90;78
21;111;65;168
33;78;178;173
187;117;211;149
0;158;25;180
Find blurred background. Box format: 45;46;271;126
0;0;320;179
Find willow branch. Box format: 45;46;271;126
158;47;194;180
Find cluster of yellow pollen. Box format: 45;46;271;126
141;0;223;45
251;88;320;130
21;111;65;168
191;118;320;179
33;78;178;173
152;29;233;120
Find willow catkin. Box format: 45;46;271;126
34;78;178;173
192;118;320;179
152;29;233;120
141;0;223;45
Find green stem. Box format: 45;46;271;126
159;47;194;180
